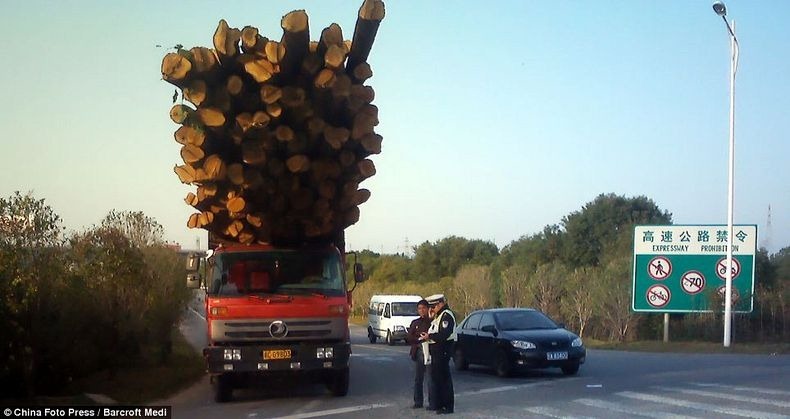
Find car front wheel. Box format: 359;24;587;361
494;350;512;377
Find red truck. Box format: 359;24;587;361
186;232;364;402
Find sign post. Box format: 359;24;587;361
632;225;757;322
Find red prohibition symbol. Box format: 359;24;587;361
646;284;671;308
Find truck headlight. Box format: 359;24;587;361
224;349;241;360
571;337;583;347
511;340;536;350
316;348;325;359
324;347;333;358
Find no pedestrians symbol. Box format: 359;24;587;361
648;256;672;280
716;257;741;280
646;284;671;308
680;271;706;295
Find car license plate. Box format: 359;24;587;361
547;351;568;361
263;349;292;360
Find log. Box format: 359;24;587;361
318;180;337;199
187;213;200;228
246;213;264;228
183;79;207;106
161;53;192;84
226;75;244;96
286;155;310;173
180;144;205;165
301;51;323;76
260;85;282;104
174;164;197;184
339;150;356;168
266;102;283;118
241;26;268;54
170;104;194;124
346;0;385;82
360;132;383;154
240;55;275;83
213;19;242;60
344;205;361;227
275;125;295;142
324;125;350;149
314;69;336;88
174;125;205;146
324;44;348;69
318;23;344;57
185;192;199;207
198;211;215;227
357;158;376;180
202;154;226;180
197;107;226;127
227;196;246;213
352;62;373;82
189;47;218;73
265;40;286;64
242;139;267;166
279;10;310;80
196;184;218;201
227;163;245;185
281;86;305;107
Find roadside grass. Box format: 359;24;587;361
69;328;205;404
585;338;790;355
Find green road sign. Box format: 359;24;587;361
632;225;757;313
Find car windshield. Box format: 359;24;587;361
391;302;418;316
496;311;558;331
207;249;345;297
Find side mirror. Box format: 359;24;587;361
353;263;365;282
186;273;201;289
186;253;201;271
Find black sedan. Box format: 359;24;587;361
453;308;586;377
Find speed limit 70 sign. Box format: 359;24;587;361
632;225;756;313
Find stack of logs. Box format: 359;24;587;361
161;0;385;245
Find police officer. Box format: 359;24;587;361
406;299;434;409
421;294;456;415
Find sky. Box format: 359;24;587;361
1;1;787;255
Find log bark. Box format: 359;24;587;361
347;0;385;82
279;10;310;81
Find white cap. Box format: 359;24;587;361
425;294;445;305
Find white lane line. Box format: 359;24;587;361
265;403;392;419
617;391;787;419
458;378;581;397
575;398;700;419
353;344;407;354
290;400;322;415
524;405;593;419
691;382;790;397
189;306;206;321
655;386;790;408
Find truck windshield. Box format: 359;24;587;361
391;302;418;316
207;249;345;297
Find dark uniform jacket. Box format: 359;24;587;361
406;316;432;360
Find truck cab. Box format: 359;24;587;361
187;239;364;402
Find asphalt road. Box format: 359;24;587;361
168;301;790;418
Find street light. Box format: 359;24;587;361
712;1;739;347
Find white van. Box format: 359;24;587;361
367;295;423;345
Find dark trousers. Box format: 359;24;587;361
430;342;454;412
413;347;434;407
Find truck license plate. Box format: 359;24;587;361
547;351;568;361
263;349;292;360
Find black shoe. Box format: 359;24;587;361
425;406;437;411
412;404;423;409
436;408;454;414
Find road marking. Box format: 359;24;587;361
617;391;787;419
691;382;790;397
459;378;580;397
524;405;594;419
575;398;700;419
265;403;392;419
655;386;790;408
353;344;406;354
189;306;206;321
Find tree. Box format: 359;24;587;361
0;191;65;397
413;236;499;282
561;194;672;268
593;256;638;341
101;210;165;248
449;265;493;318
500;264;531;308
561;266;598;338
528;261;568;320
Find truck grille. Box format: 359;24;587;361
210;318;344;343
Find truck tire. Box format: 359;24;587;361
214;374;232;403
386;330;394;346
327;368;349;397
367;326;377;343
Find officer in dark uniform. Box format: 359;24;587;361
406;299;434;409
421;294;456;415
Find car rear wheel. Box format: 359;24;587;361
367;326;377;343
454;347;469;371
494;350;512;377
386;330;394;346
561;361;580;375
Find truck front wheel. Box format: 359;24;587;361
214;374;232;403
327;368;349;397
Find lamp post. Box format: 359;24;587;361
712;1;739;347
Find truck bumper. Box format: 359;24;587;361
203;342;350;375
